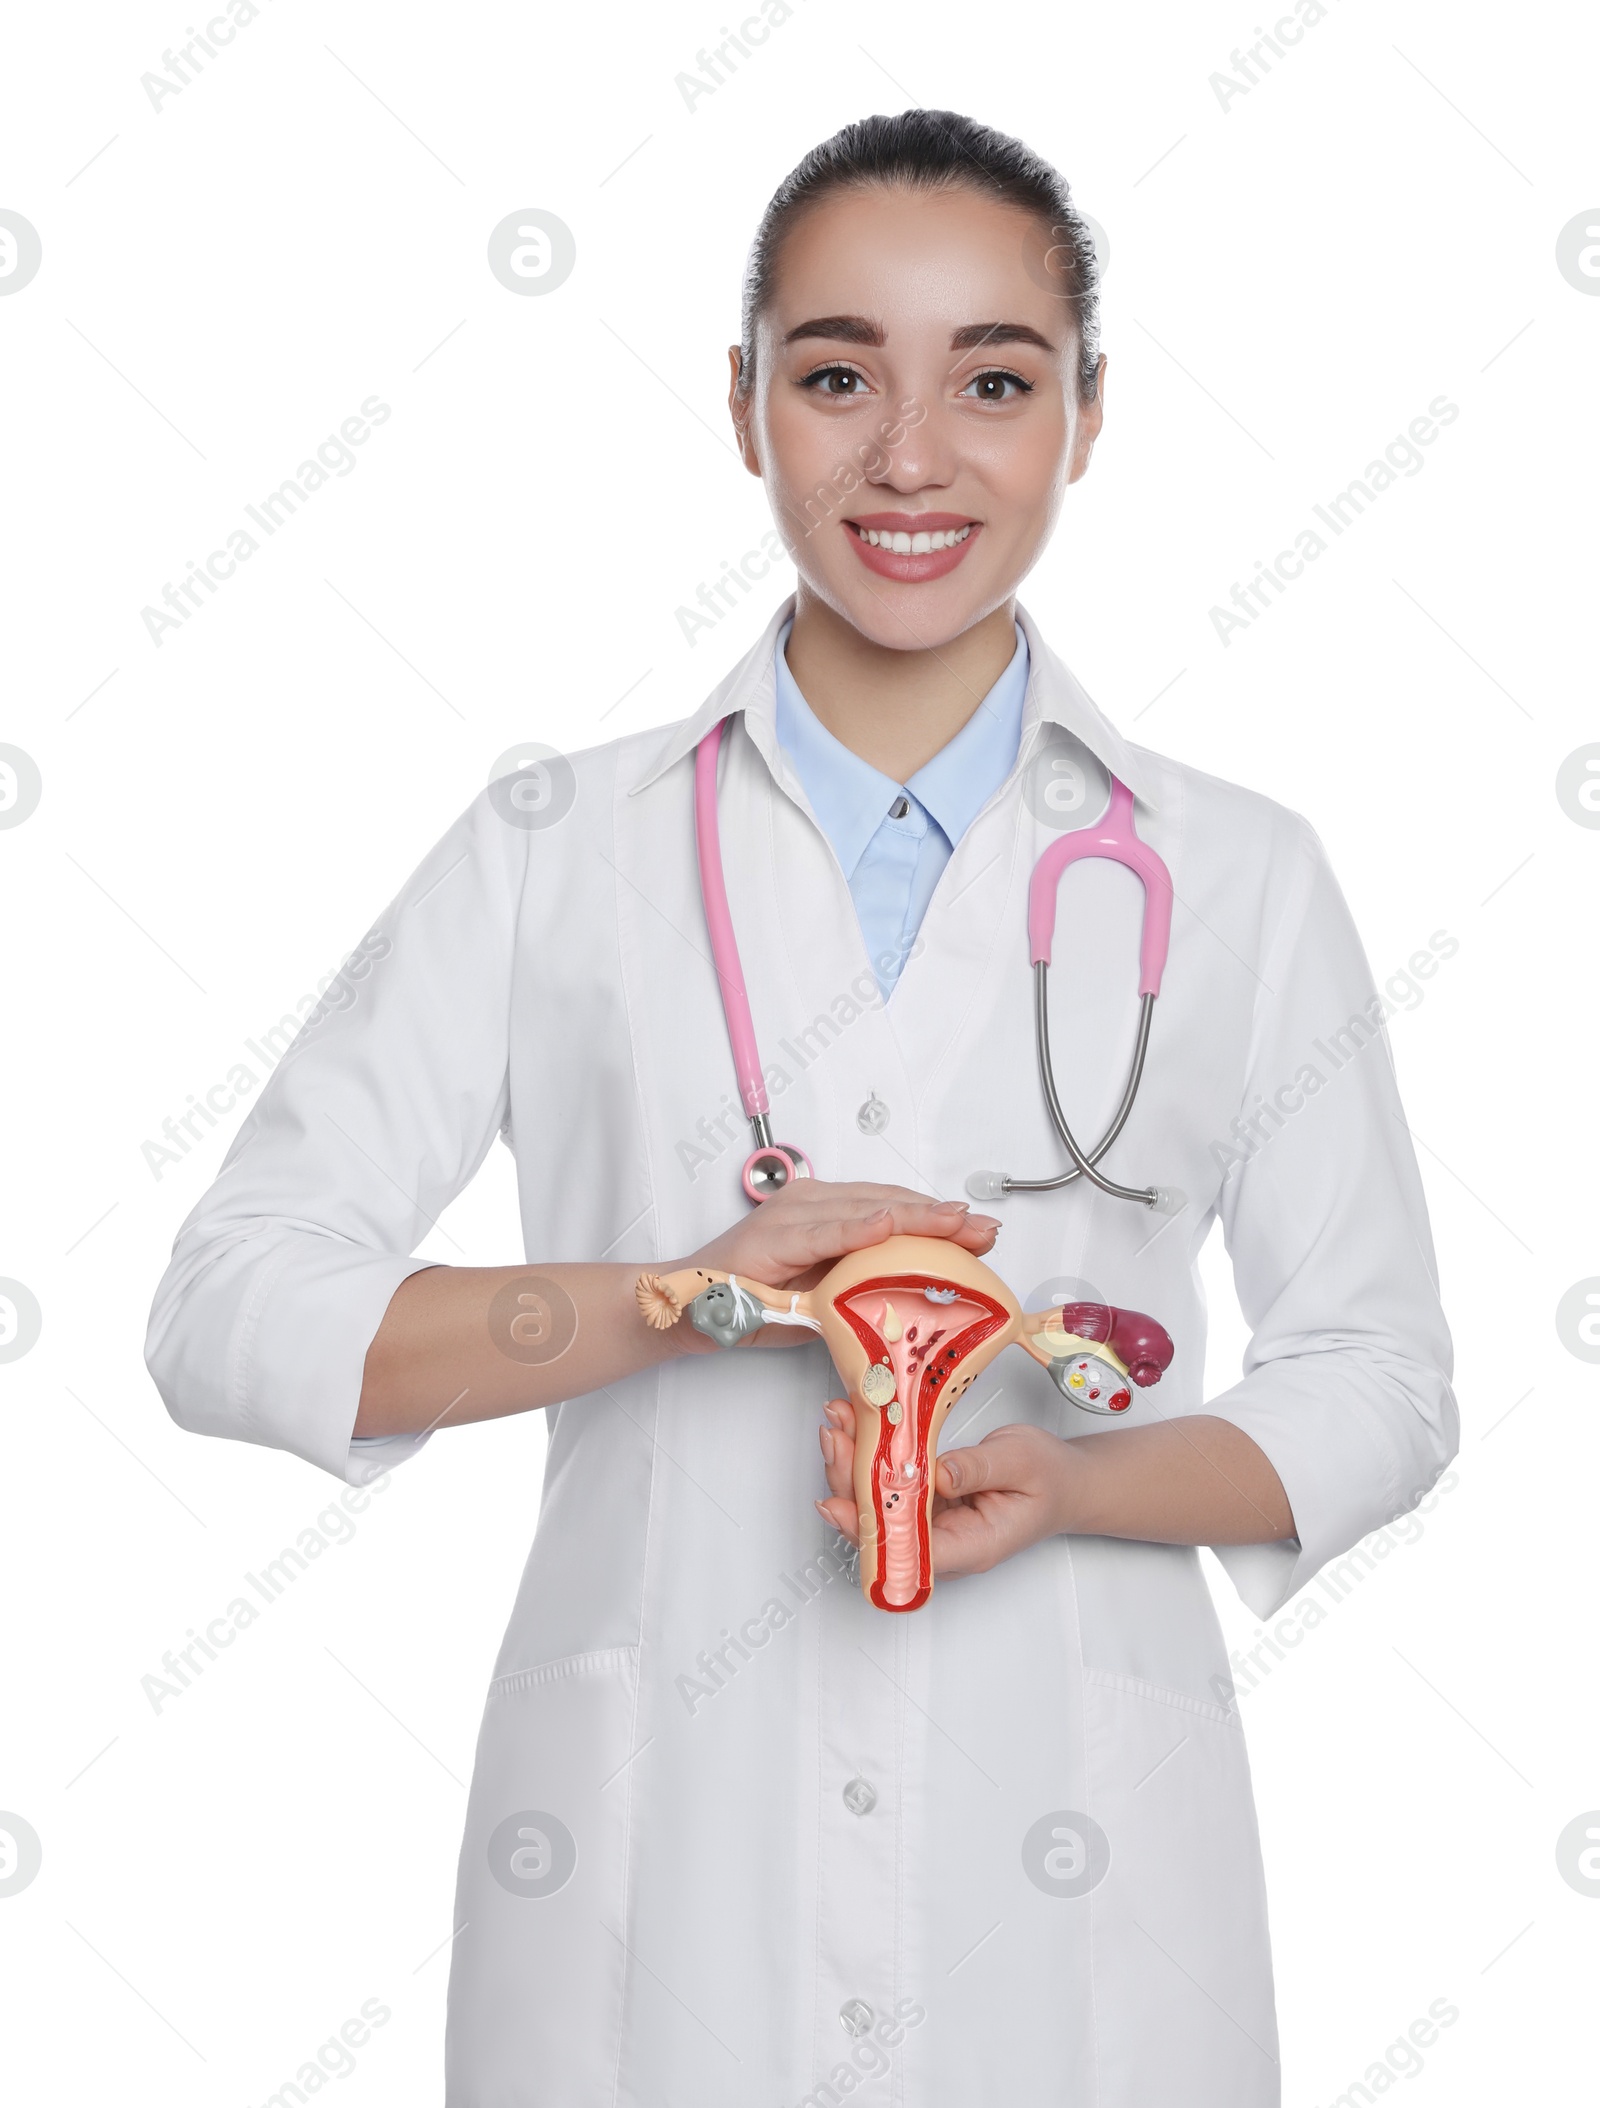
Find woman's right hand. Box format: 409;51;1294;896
679;1179;1000;1303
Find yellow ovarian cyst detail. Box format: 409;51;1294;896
881;1300;903;1344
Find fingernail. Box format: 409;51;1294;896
821;1429;835;1463
814;1498;831;1518
934;1199;969;1212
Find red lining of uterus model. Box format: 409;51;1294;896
636;1235;1173;1613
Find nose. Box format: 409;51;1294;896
864;394;958;495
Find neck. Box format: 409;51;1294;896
783;587;1019;781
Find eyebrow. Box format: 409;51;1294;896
950;321;1057;353
782;314;884;347
781;314;1058;354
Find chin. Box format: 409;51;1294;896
804;563;1014;651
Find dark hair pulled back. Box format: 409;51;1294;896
736;109;1101;402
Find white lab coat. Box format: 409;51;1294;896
146;597;1457;2106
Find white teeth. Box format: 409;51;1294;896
858;524;972;552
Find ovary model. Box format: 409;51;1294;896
636;1236;1174;1614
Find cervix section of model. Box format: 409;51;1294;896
636;1235;1173;1613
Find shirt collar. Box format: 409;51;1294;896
627;592;1162;814
905;622;1029;846
770;617;1029;874
772;626;900;875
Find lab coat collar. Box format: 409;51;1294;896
627;593;1162;813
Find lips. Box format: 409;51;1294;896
844;512;982;583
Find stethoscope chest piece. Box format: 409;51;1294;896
741;1142;813;1203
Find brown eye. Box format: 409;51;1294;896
802;364;869;397
961;369;1032;403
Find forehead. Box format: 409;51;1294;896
763;183;1070;346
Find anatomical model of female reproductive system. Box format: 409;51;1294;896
636;1236;1174;1613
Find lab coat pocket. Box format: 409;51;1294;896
1080;1669;1280;2108
445;1645;640;2106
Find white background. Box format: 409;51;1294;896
2;0;1597;2100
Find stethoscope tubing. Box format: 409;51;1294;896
693;711;1177;1211
1002;971;1156;1198
694;719;769;1122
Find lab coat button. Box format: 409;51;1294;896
839;1999;874;2038
856;1091;889;1135
842;1775;877;1816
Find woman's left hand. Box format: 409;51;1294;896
815;1398;1075;1578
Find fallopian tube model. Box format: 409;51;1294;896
636;1235;1174;1614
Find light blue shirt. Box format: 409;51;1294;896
773;619;1029;994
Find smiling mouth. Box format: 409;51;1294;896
842;513;982;581
848;521;973;553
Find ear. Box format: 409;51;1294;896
1066;355;1106;484
727;346;762;476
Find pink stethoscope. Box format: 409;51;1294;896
695;716;1185;1214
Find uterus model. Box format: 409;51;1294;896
636;1236;1173;1614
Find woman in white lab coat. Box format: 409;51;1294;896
147;110;1457;2106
